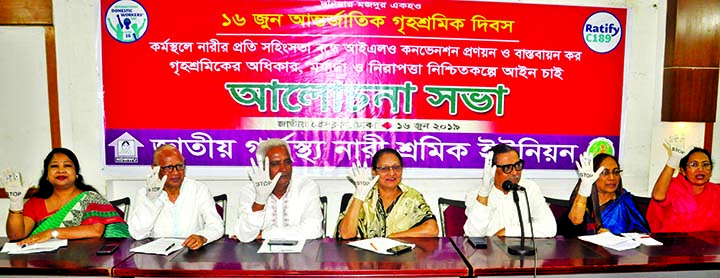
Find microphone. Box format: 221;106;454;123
502;180;535;256
502;180;525;191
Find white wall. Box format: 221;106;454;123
1;0;719;237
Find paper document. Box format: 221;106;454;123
257;239;306;253
621;233;663;246
348;237;415;255
578;232;640;251
1;239;68;254
130;238;185;255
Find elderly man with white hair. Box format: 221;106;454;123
231;139;323;242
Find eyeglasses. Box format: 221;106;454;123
157;164;185;173
687;161;713;171
600;169;623;177
375;165;402;174
496;160;524;174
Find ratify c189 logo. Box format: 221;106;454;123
105;0;148;43
583;11;622;54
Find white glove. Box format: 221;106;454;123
248;158;280;205
575;152;604;197
479;151;496;197
1;169;28;211
664;135;693;169
348;161;379;201
145;166;167;200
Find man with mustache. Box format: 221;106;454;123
232;139;323;242
127;144;223;250
464;143;557;237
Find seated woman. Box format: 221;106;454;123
336;148;438;239
648;138;720;232
5;148;129;245
558;152;650;236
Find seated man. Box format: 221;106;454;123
127;144;223;250
464;143;557;237
232;139;323;242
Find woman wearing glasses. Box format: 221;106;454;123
336;148;438;239
647;138;720;232
558;152;650;237
5;148;129;245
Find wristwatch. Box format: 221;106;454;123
51;229;59;239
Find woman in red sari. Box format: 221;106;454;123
5;148;129;245
647;137;720;232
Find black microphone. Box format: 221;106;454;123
502;180;525;191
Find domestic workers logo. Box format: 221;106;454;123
582;11;622;54
105;0;149;43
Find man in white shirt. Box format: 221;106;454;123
464;143;556;238
232;139;323;243
127;144;224;250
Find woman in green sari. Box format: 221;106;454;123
336;148;438;239
5;148;129;245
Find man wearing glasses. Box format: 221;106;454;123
231;139;323;242
127;144;224;250
464;143;557;237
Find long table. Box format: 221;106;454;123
452;232;720;276
113;237;468;277
1;233;719;277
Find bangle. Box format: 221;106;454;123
9;210;23;215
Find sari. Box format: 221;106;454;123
30;191;130;238
558;178;650;237
335;183;435;239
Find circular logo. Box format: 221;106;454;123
582;11;622;54
587;137;615;157
105;0;149;43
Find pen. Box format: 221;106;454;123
165;243;176;252
370;242;378;251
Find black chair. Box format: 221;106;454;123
438;198;467;237
109;197;131;221
635;196;652;217
319;196;328;238
213;194;228;233
545;197;571;222
339;193;353;214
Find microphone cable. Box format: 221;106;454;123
522;190;537;277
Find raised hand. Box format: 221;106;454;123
1;169;28;211
145;166;167;200
348;161;379;201
479;151;496;197
663;135;693;169
248;158;280;205
575;152;604;197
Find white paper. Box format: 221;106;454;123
1;239;68;254
578;232;641;251
348;237;415;255
130;238;185;255
257;239;306;253
621;233;664;246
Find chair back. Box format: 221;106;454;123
634;196;651;217
109;197;131;221
545;197;571;222
319;196;328;238
213;194;228;233
438;197;466;237
340;193;353;214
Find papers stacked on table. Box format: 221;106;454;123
579;232;662;251
257;239;306;253
130;238;185;255
348;237;415;255
1;239;68;254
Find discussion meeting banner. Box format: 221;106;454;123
101;0;627;175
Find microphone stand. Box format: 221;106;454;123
508;187;536;256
